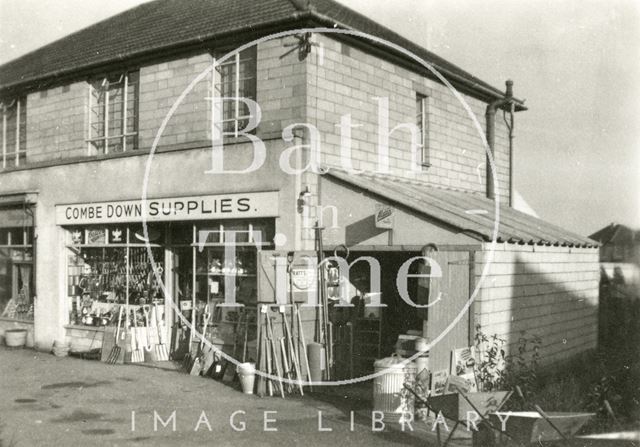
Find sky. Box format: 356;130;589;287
0;0;638;236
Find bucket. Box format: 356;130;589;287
373;355;416;422
5;329;28;348
237;362;256;394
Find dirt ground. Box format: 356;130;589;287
0;347;436;447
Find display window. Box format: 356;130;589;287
0;226;34;320
65;219;273;328
66;225;164;326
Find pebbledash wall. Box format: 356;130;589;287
475;244;600;365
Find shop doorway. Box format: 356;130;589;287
330;249;471;377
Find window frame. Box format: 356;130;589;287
211;47;257;138
1;97;27;169
416;93;430;167
0;225;34;321
87;71;139;155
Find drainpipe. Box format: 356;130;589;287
504;102;515;207
485;80;514;201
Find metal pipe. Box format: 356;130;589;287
504;102;515;207
485;80;513;200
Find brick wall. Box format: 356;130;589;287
475;243;600;365
305;34;512;200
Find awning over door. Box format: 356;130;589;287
325;171;597;248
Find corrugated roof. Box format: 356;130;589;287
326;170;597;248
0;0;525;109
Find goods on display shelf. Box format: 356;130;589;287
66;225;165;327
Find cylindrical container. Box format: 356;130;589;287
307;342;324;382
5;329;28;347
373;355;416;422
237;362;256;394
415;337;429;352
415;356;429;374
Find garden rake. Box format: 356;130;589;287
106;306;124;364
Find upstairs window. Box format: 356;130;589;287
1;97;27;168
212;47;257;136
88;71;139;154
416;93;430;166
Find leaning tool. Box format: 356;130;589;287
256;318;266;397
296;303;312;387
192;309;211;375
259;306;273;396
222;312;242;382
266;312;285;398
142;305;157;362
130;310;144;363
281;306;304;395
155;304;169;361
106;306;124;364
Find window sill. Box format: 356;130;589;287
0;134;282;174
64;324;105;332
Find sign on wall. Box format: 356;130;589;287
375;204;395;229
55;192;279;225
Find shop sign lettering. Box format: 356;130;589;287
55;192;278;225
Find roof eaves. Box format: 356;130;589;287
0;14;308;94
303;3;527;110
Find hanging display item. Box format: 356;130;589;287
66;225;165;328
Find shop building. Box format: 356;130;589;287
0;0;598;375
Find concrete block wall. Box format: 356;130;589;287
305;34;511;201
256;37;308;139
19;38;310;165
474;243;600;365
26;82;86;163
138;53;212;150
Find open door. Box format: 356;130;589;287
425;250;471;374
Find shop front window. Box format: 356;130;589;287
0;226;34;320
66;225;164;326
66;219;273;328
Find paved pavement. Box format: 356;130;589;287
0;347;439;446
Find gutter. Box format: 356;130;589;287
301;9;527;110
